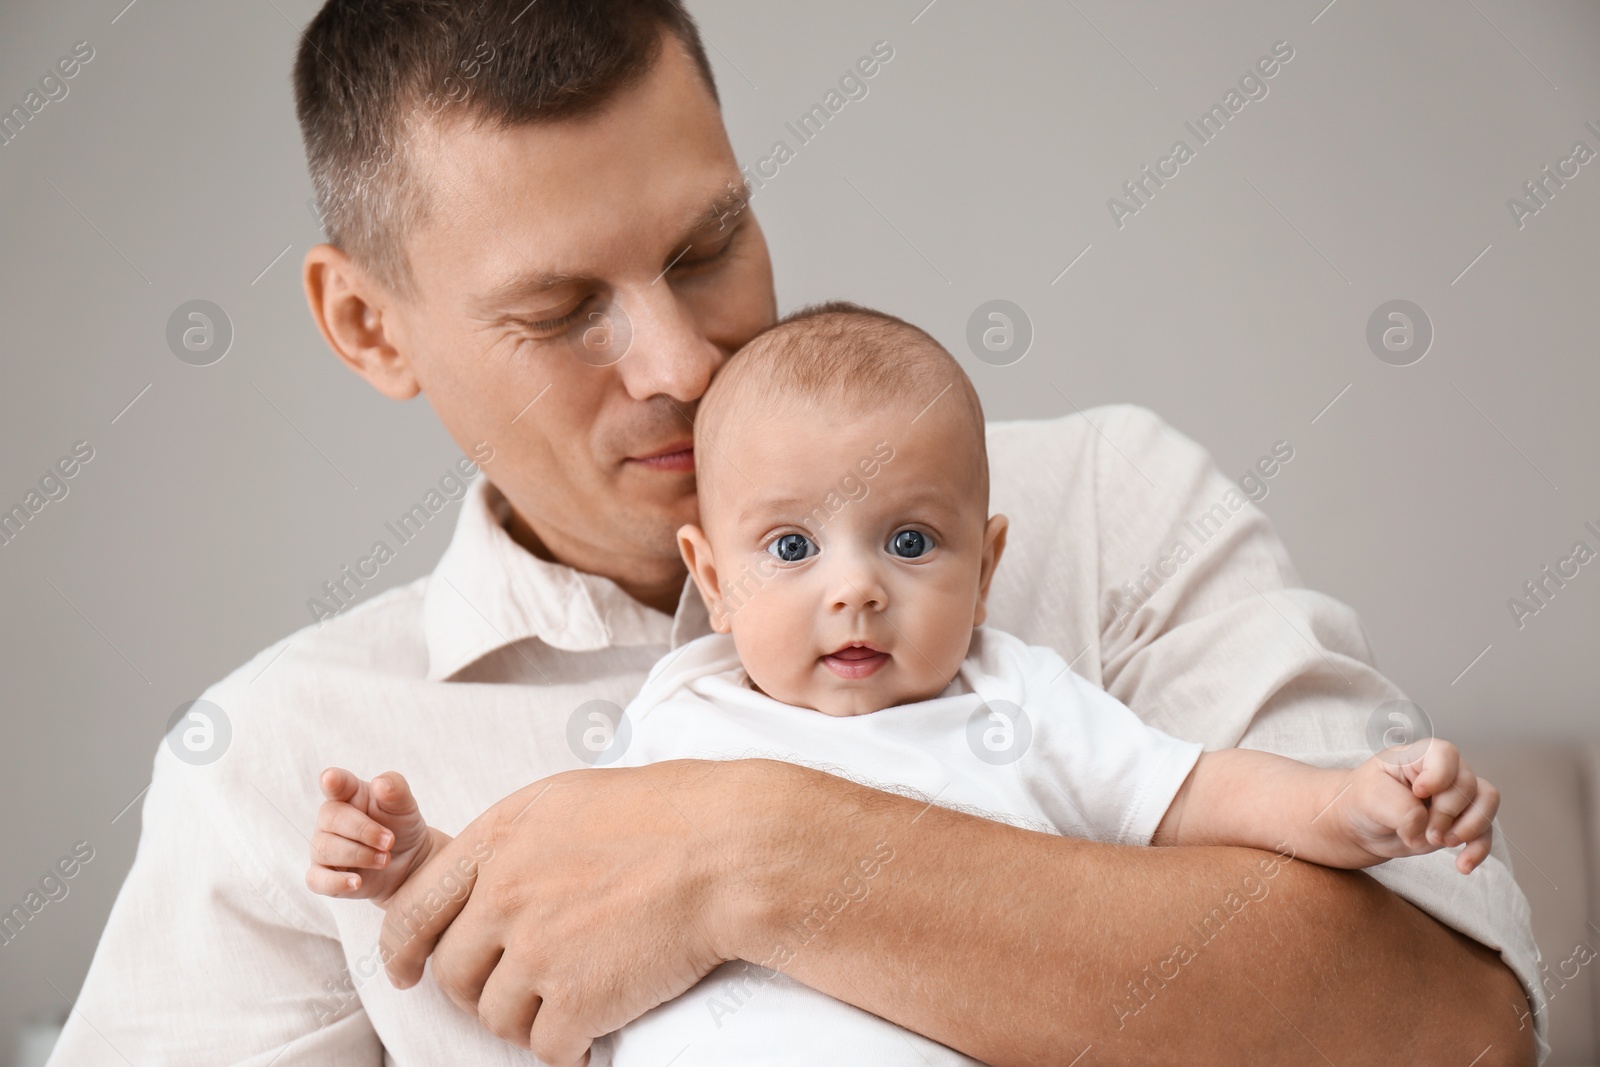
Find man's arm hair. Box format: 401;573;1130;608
718;758;1535;1067
378;405;1541;1063
730;405;1534;1064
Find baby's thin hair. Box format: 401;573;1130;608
696;301;988;508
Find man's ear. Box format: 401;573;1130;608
302;243;420;401
677;523;731;633
972;513;1009;628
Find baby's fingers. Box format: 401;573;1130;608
320;766;365;803
1456;831;1494;875
306;864;364;897
1443;778;1500;848
371;771;421;819
311;829;392;870
1361;771;1430;850
316;799;395;852
1425;765;1480;846
1409;740;1460;798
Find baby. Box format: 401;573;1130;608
306;303;1498;1065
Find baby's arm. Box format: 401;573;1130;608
1153;740;1499;874
305;768;452;905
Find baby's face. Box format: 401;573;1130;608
680;395;1007;717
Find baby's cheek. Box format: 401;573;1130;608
736;616;812;700
920;613;977;685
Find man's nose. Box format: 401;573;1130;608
613;282;725;404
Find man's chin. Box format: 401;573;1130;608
636;482;701;529
619;504;700;559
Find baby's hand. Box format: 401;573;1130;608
1336;740;1499;874
305;768;441;905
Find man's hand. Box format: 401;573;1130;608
379;759;751;1067
379;754;1534;1067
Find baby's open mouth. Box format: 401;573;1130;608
822;642;889;680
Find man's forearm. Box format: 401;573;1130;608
717;759;1535;1067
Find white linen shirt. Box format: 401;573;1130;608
601;626;1205;1067
47;405;1547;1066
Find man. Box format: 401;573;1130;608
51;1;1542;1065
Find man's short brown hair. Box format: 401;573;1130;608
292;0;718;298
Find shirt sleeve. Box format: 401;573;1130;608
981;634;1203;848
1084;404;1548;1062
46;737;383;1066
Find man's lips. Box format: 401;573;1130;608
627;441;694;472
822;642;889;679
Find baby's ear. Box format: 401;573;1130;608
972;513;1010;627
677;524;731;633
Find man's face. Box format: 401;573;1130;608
387;37;776;583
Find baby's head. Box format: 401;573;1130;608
677;302;1008;717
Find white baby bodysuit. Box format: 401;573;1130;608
594;625;1205;1067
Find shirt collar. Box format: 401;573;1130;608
423;477;712;681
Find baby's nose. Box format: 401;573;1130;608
827;559;889;613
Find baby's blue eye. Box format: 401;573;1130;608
767;533;816;562
888;529;932;558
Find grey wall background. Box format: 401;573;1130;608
2;0;1596;1059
